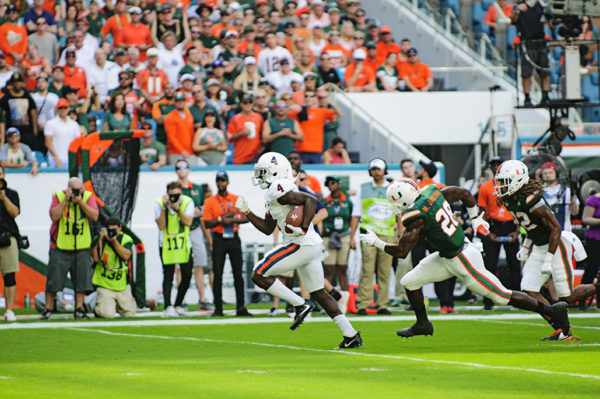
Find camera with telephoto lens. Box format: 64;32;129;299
169;193;181;203
71;187;81;197
107;227;118;238
0;178;6;190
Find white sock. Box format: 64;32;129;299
333;314;357;337
266;279;304;306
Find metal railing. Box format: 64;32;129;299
393;0;516;82
327;86;429;164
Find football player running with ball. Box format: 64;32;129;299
359;178;571;339
235;152;362;348
495;160;600;341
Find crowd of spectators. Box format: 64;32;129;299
0;0;435;169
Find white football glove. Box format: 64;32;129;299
516;238;532;261
470;212;490;237
359;229;386;250
286;224;305;237
235;196;250;215
542;253;553;274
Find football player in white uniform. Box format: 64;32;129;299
235;152;362;348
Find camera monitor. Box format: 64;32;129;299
548;0;600;17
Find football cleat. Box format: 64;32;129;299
397;321;434;338
339;332;363;349
40;309;52;320
290;300;315;330
541;328;573;341
549;301;570;336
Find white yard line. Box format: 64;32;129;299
480;319;600;330
1;313;600;330
68;327;600;381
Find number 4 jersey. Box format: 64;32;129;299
265;178;322;246
401;185;465;258
504;192;552;246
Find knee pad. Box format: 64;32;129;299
400;274;419;291
3;272;15;287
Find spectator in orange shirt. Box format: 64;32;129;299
237;25;261;58
211;9;235;38
100;0;130;47
62;48;88;98
396;38;411;71
483;0;514;34
164;92;196;165
227;93;264;164
120;6;152;61
20;43;51;91
321;30;348;68
399;48;434;92
287;150;322;196
364;40;379;71
344;48;376;92
477;156;521;310
375;25;400;66
288;90;338;164
416;160;445;189
137;47;169;108
0;6;28;66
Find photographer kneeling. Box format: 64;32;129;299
91;217;136;318
0;167;22;322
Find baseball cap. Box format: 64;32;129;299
61;85;78;96
141;121;152;129
114;47;126;56
147;48;159;57
174;92;187;101
128;6;142;14
225;30;238;38
380;25;392;34
6;127;19;137
369;158;386;170
328;6;340;13
541;161;557;171
52;64;64;71
243;25;255;33
291;75;303;84
256;0;268;5
77;18;89;25
407;48;418;55
489;156;504;165
244;56;256;65
279;58;290;65
180;73;195;82
241;93;254;102
9;72;24;82
6;5;17;13
311;0;324;5
325;175;340;185
228;1;240;10
211;59;225;68
57;98;70;108
216;170;229;181
366;40;377;49
66;46;77;54
206;78;220;87
419;160;437;177
352;48;366;60
303;71;317;79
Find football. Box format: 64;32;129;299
284;205;304;234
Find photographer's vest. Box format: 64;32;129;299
55;190;93;250
359;182;395;237
157;195;192;264
92;233;133;292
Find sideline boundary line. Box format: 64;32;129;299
2;313;600;330
69;327;600;381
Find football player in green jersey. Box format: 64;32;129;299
495;160;600;341
359;178;571;338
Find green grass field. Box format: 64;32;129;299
1;312;599;398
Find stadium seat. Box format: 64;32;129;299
481;0;494;11
33;151;47;167
439;0;459;17
472;2;487;34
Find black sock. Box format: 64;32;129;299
542;90;549;100
328;288;342;301
414;306;429;323
536;300;553;316
525;93;531;101
545;317;560;330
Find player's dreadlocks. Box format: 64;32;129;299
496;178;544;208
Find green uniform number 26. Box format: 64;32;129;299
435;200;459;237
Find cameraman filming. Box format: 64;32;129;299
155;181;194;317
91;217;137;318
512;0;550;106
41;177;99;320
0;166;21;322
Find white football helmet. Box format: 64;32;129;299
494;160;529;197
253;152;293;189
386;178;421;214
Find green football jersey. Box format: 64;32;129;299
504;192;551;246
401;185;465;258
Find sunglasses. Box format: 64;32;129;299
354;36;364;40
7;133;19;137
276;104;286;109
191;30;201;34
356;13;365;17
408;54;417;57
299;177;307;182
203;24;212;28
176;165;189;170
36;21;46;25
317;96;327;99
242;100;253;104
305;94;315;98
304;77;315;80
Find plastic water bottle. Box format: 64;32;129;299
25;293;31;308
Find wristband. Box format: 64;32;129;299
374;238;386;251
522;237;532;249
467;206;478;219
